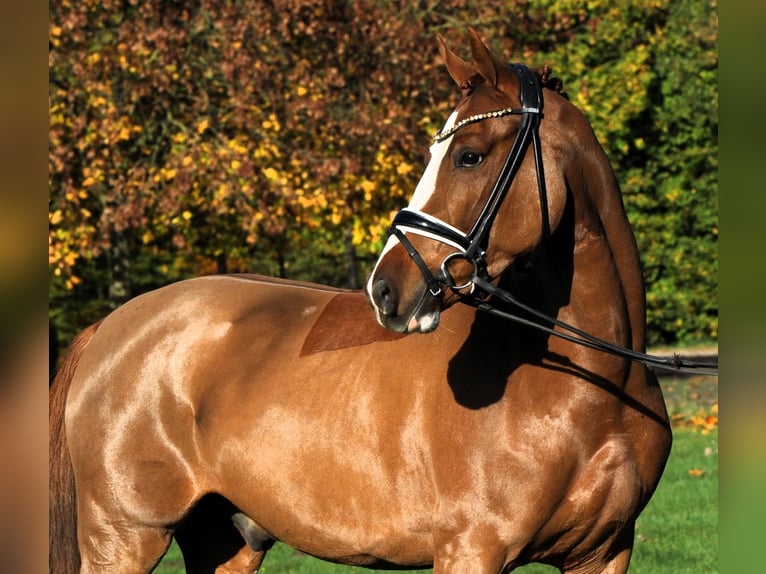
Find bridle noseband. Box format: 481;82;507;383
387;63;548;298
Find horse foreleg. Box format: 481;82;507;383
431;528;509;574
593;549;631;574
562;524;634;574
561;549;631;574
431;551;507;574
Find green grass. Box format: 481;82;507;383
631;428;718;573
155;376;718;573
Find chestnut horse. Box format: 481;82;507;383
50;29;671;573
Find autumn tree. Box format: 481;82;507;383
50;0;717;347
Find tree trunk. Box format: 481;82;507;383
345;229;360;289
108;232;131;308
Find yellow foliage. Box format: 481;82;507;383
48;0;716;345
396;163;413;176
261;114;281;132
360;179;375;200
227;139;248;154
262;167;279;181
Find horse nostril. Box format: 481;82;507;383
372;278;397;317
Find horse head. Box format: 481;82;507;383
366;28;572;333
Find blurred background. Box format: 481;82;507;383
48;0;718;355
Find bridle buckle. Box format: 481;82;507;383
440;251;484;294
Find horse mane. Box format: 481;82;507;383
533;65;568;99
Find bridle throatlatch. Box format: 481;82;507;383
387;63;548;298
384;62;718;376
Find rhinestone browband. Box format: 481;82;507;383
433;106;529;143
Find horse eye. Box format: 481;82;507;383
456;150;485;168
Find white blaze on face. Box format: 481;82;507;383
365;111;458;303
408;110;458;210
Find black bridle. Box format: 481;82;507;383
384;63;718;376
388;63;547;297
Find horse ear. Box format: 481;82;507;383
438;34;481;91
466;27;504;88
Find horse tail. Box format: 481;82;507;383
49;321;101;574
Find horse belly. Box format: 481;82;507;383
203;355;438;566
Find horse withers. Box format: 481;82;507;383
50;29;671;574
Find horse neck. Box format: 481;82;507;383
501;159;645;378
574;153;647;354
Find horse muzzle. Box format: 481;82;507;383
366;222;484;333
367;274;443;334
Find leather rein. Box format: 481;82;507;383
386;63;718;376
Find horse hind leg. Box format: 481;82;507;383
174;494;273;574
75;502;172;574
